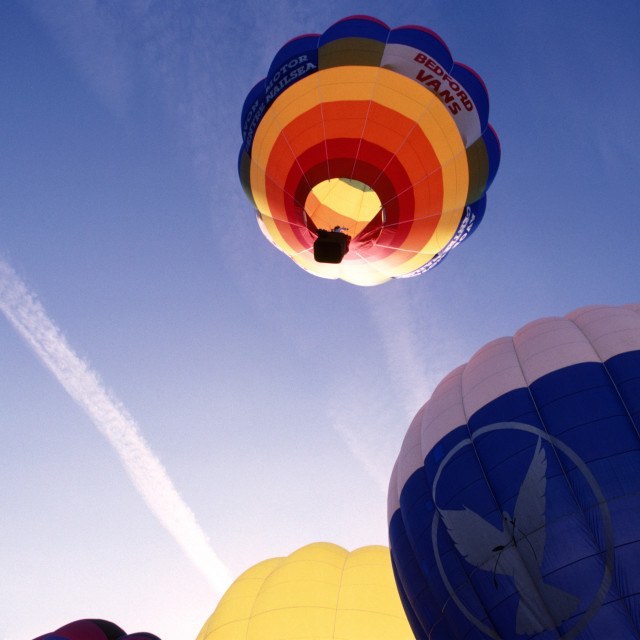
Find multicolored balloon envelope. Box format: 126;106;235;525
33;618;160;640
239;15;500;286
388;303;640;639
195;542;414;640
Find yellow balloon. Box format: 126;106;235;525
195;543;414;640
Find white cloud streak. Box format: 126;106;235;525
328;284;455;495
0;258;232;596
363;284;445;418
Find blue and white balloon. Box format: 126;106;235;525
388;304;640;639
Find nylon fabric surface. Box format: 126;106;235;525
239;15;500;285
195;543;414;640
388;304;640;639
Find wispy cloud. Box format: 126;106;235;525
328;283;456;494
330;402;401;494
363;284;445;417
23;0;135;116
0;258;232;596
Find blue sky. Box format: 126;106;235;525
1;2;639;639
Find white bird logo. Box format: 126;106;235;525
440;437;580;634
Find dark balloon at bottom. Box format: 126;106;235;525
33;619;161;640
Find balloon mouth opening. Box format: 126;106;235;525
305;178;383;263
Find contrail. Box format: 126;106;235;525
0;258;232;596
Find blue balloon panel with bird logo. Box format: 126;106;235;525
388;304;640;639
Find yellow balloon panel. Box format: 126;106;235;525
195;543;414;640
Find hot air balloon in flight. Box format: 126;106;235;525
388;303;640;639
239;15;500;286
33;618;161;640
195;542;414;640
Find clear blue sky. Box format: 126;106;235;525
1;2;639;639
